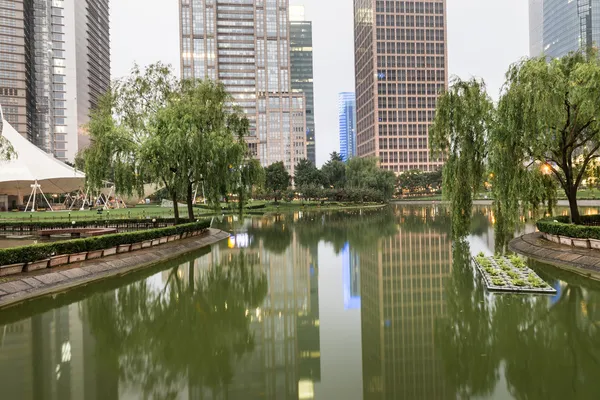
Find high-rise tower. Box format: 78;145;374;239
179;0;307;176
529;0;600;58
290;5;316;165
0;0;110;162
338;92;356;162
354;0;447;173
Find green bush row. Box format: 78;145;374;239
0;220;211;266
536;216;600;240
0;217;182;229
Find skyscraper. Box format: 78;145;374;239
529;0;544;57
530;0;600;58
179;0;307;176
354;0;448;173
290;5;316;165
0;0;110;162
338;92;356;161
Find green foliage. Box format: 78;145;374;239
397;169;443;194
536;216;600;240
294;159;322;188
265;162;291;202
507;270;520;279
527;274;546;288
346;157;396;200
321;153;347;189
430;77;494;237
0;218;182;229
491;277;506;286
494;51;600;225
0;220;210;266
477;251;486;258
0;133;15;161
512;278;527;287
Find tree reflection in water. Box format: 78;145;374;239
83;252;268;399
439;241;600;399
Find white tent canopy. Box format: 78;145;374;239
0;112;85;197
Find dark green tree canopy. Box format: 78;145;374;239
495;51;600;224
265;161;291;202
321;153;347;189
294;158;322;188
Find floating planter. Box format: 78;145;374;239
472;252;557;294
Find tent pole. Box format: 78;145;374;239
24;185;34;212
80;189;89;211
31;181;37;212
38;185;54;212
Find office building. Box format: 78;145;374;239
0;0;110;162
339;92;357;161
360;207;452;399
354;0;448;173
530;0;600;58
290;5;316;165
529;0;544;57
179;0;307;176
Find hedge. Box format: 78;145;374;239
536;216;600;240
0;217;182;229
0;220;211;266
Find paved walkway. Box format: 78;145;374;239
0;228;230;309
510;232;600;279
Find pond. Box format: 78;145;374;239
0;204;599;399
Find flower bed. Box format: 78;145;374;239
472;252;556;294
0;220;211;277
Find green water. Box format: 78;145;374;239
0;205;599;400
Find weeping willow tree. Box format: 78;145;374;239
0;135;14;161
429;77;495;237
494;51;600;225
84;63;178;217
146;79;249;219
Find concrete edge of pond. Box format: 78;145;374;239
0;228;230;310
510;232;600;281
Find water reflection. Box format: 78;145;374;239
1;205;600;399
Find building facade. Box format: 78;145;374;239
354;0;447;173
339;92;357;161
530;0;600;58
0;0;110;162
529;0;544;57
290;5;316;165
179;0;307;176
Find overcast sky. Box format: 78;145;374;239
111;0;529;166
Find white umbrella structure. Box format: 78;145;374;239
0;108;85;211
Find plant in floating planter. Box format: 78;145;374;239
512;278;527;287
507;270;520;279
527;274;546;288
477;251;485;258
492;277;506;286
493;254;502;260
509;255;526;269
485;266;499;276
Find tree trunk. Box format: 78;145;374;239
171;190;180;224
238;186;244;215
566;187;581;224
187;182;195;221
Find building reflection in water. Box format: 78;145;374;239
0;213;321;400
342;242;361;310
361;206;452;400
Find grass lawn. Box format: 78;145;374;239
0;200;383;222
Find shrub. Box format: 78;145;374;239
0;220;211;266
0;217;182;230
536;216;600;240
491;277;506;286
